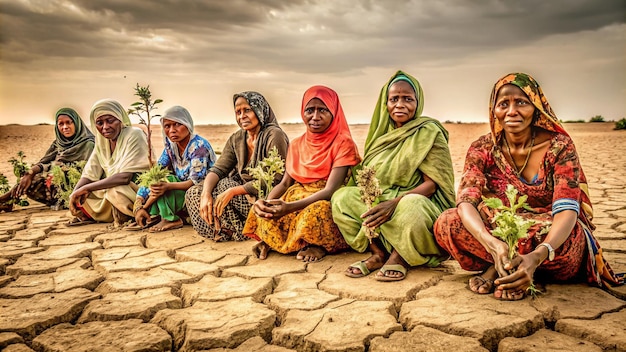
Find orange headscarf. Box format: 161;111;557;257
286;85;361;184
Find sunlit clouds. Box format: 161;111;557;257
0;0;624;125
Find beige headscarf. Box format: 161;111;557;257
82;99;150;181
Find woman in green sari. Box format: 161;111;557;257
331;70;455;281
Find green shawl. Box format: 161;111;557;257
352;70;455;211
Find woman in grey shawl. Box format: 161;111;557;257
186;91;289;241
0;108;94;211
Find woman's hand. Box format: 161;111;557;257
494;252;541;296
214;189;235;218
199;190;215;225
69;186;90;216
13;174;34;198
149;182;170;197
134;208;151;228
253;199;288;218
483;238;511;278
361;199;399;229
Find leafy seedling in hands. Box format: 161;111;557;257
247;146;285;200
137;164;170;188
483;184;551;298
355;166;383;243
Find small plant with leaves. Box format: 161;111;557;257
50;161;86;208
9;151;30;179
0;173;10;194
7;151;30;207
127;84;163;166
483;184;551;297
137;164;170;188
247;146;285;200
355;166;383;243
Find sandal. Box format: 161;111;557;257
374;264;407;282
66;217;96;227
124;215;160;231
345;261;371;278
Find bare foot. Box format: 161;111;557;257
148;218;183;232
494;288;526;301
252;242;271;260
296;245;326;262
469;266;497;294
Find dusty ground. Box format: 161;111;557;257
0;122;624;351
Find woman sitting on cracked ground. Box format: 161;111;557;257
186;91;289;242
434;72;624;300
244;85;361;262
0;107;95;212
67;99;150;227
129;106;216;232
332;71;455;282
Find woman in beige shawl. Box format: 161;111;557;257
68;99;150;225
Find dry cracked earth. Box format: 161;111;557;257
1;123;625;351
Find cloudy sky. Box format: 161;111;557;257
0;0;624;126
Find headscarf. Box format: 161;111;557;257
53;108;94;152
357;70;455;210
489;72;567;142
232;91;286;169
82;99;149;180
37;108;95;168
286;85;360;184
488;72;592;220
160;105;195;162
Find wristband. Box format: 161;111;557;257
133;198;145;215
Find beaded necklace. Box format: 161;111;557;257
503;130;535;177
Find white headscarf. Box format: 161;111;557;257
82;99;150;180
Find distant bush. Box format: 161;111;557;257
589;115;605;123
614;118;626;130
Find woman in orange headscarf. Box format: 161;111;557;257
243;85;361;262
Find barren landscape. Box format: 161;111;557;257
0;122;624;351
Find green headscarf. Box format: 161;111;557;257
36;108;95;171
355;70;455;211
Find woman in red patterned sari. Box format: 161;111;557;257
434;73;623;300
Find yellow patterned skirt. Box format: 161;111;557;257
243;180;349;254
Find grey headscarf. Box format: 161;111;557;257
160;105;196;161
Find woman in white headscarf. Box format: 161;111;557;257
68;99;150;225
131;105;216;232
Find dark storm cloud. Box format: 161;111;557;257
0;0;624;73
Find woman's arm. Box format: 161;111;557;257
200;172;220;225
13;164;44;198
362;173;437;229
255;166;349;219
457;202;510;277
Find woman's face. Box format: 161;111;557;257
162;118;190;144
57;114;76;138
95;114;123;141
234;96;260;132
303;98;333;133
493;84;536;134
387;80;417;128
